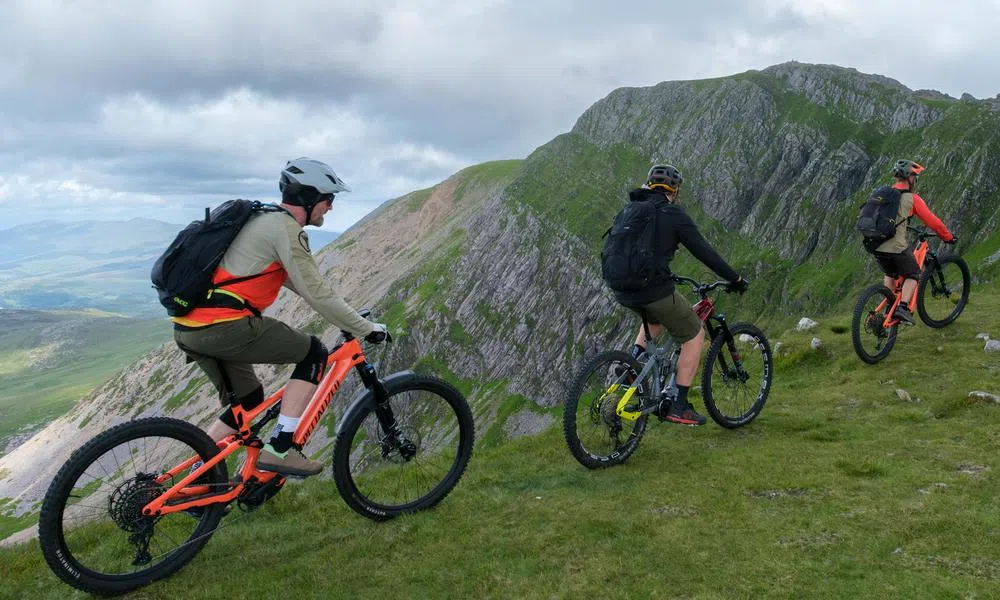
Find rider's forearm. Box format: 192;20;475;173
277;223;377;337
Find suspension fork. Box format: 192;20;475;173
707;317;741;375
927;254;949;295
354;361;397;434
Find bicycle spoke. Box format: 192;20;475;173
347;395;457;505
563;351;650;468
852;285;898;363
918;256;970;327
58;435;215;575
332;375;473;519
702;325;772;428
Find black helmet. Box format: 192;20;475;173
647;164;683;192
891;159;925;179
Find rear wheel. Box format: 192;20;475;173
563;351;650;469
917;255;971;328
38;418;228;596
701;323;772;428
851;285;898;364
332;374;474;521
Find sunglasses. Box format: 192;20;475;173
317;193;335;204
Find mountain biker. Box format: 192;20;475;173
172;157;388;477
871;159;957;325
614;164;747;426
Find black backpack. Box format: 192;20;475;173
856;185;905;253
600;199;663;292
151;200;284;317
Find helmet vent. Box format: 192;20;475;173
286;166;304;174
325;175;339;185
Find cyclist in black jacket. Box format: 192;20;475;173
615;165;747;425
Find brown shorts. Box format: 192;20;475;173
174;316;312;404
626;290;703;343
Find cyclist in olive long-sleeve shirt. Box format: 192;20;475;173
173;158;388;476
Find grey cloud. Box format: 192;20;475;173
1;0;999;231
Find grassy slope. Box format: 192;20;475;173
0;312;171;440
2;282;999;599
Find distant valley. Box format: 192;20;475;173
0;309;171;454
0;218;340;317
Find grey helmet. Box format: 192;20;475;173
279;158;350;223
891;159;925;179
647;164;683;192
280;157;351;200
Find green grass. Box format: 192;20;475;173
0;312;171;440
164;376;210;412
3;284;999;598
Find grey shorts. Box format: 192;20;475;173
626;290;703;343
174;316;312;404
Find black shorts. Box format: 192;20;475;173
873;250;920;279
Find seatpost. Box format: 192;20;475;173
641;311;653;346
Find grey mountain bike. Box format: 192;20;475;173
563;276;773;469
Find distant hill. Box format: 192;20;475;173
0;218;341;317
0;219;180;317
0;308;171;451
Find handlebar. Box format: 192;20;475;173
670;275;732;296
906;225;938;240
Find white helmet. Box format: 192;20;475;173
279;157;351;204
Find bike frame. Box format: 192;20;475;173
874;227;939;328
614;278;738;421
141;334;380;517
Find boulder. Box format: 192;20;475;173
969;391;1000;403
797;318;819;331
811;337;823;350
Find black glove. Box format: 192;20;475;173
944;235;958;245
364;323;392;344
727;277;749;294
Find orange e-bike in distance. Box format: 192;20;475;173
851;226;971;363
39;310;475;596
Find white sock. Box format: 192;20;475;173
277;414;300;433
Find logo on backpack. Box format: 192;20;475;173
856;185;904;253
601;199;664;292
151;200;284;317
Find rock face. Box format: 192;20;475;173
4;62;1000;531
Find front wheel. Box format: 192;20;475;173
563;351;650;469
917;255;971;328
332;374;474;521
851;285;899;364
701;323;773;428
38;417;228;596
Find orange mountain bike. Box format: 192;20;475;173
851;226;970;363
38;310;475;596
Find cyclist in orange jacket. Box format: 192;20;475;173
871;160;957;325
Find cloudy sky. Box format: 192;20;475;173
1;0;997;233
